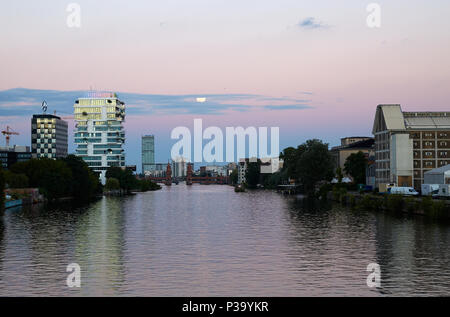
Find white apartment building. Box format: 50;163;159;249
74;92;126;184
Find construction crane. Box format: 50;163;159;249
1;126;19;147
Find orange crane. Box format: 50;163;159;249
1;126;19;147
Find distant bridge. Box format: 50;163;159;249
148;176;229;185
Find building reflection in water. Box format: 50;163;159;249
0;186;450;296
72;197;126;296
374;214;450;296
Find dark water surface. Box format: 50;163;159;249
0;185;449;296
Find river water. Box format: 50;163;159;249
0;185;449;296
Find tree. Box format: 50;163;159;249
62;155;100;200
245;161;260;189
138;179;161;192
11;158;72;201
4;171;29;189
336;167;344;184
105;178;120;191
230;169;238;185
280;147;301;180
296;139;334;194
344;151;368;184
105;167;138;193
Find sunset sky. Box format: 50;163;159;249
1;1;450;170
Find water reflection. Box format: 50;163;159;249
0;185;449;296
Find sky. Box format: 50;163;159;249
1;1;450;171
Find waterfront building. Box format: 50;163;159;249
31;114;68;159
226;162;238;176
237;158;282;184
0;145;31;169
238;158;248;184
142;135;155;174
330;137;374;174
204;165;228;177
423;164;450;185
372;104;450;189
73;92;126;184
172;156;188;178
144;163;167;177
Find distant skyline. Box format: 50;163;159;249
1;1;449;170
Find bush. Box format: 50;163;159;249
386;194;404;213
318;183;332;200
139;179;162;192
421;196;434;214
342;193;356;207
332;186;347;202
430;200;448;219
358;195;375;211
404;197;419;214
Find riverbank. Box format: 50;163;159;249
330;191;450;220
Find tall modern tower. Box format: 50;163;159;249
31;114;68;159
141;135;155;174
74;92;126;184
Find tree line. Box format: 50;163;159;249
104;167;161;193
2;155;102;201
0;156;162;204
244;139;368;194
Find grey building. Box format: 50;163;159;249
142;135;155;174
372;104;450;189
31;114;68;159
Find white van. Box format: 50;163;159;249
437;184;450;198
388;187;419;196
421;184;439;196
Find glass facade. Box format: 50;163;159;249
73;93;126;184
31;114;68;159
142;135;155;174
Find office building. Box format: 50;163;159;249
372;104;450;189
74;92;126;184
238;159;248;184
237;158;283;184
171;156;188;178
330;137;374;173
0;146;31;169
144;163;167;177
142;135;155;174
31;114;68;159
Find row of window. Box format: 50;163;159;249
77;99;117;106
75;133;102;138
410;132;450;139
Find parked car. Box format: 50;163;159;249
388;187;419;196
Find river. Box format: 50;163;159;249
0;184;449;296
